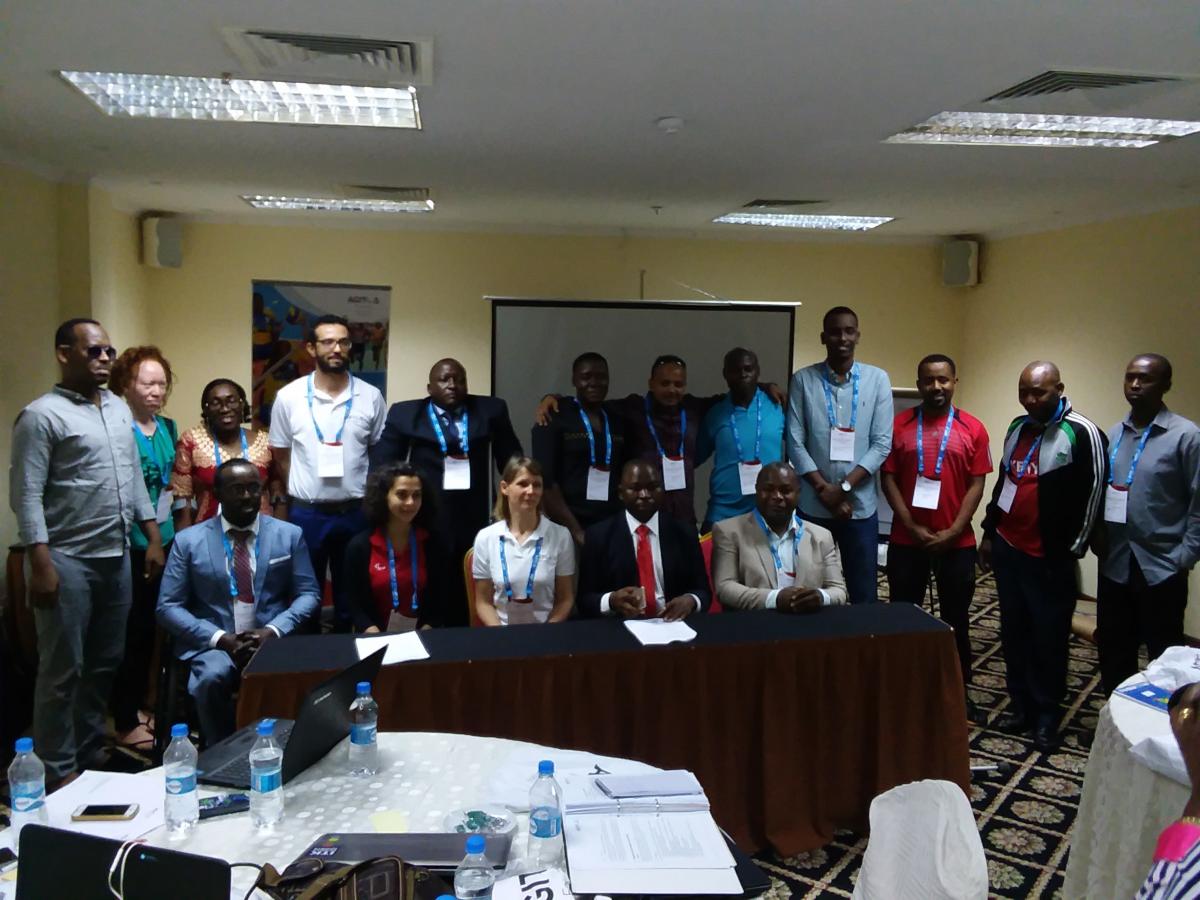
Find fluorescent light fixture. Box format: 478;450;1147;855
242;195;435;213
60;71;421;129
886;111;1200;148
713;212;893;231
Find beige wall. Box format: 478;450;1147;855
87;185;149;349
959;205;1200;629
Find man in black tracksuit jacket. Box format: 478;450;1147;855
980;361;1107;751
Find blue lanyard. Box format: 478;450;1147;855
821;364;859;431
575;399;612;468
752;510;804;572
307;374;354;444
427;403;469;456
1010;398;1064;480
916;407;955;478
498;534;543;600
212;428;249;468
1108;423;1154;487
386;532;420;613
219;527;251;600
644;394;686;459
131;418;171;487
730;392;762;463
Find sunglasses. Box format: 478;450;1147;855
60;343;117;360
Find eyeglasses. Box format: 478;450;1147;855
314;338;353;350
204;395;244;410
60;343;117;360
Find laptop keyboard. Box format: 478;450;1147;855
211;720;295;782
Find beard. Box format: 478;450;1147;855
316;355;347;374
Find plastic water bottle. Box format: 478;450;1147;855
7;738;48;850
348;681;379;776
249;719;284;828
453;834;495;900
527;759;564;869
163;723;199;836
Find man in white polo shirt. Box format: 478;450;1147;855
269;314;386;631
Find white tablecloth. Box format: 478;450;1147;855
1062;681;1190;900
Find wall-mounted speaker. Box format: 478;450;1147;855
942;239;979;287
141;215;183;268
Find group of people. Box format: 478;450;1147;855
10;306;1198;783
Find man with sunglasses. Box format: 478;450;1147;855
10;318;165;788
268;314;386;632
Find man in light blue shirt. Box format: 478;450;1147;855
786;307;893;603
697;348;786;530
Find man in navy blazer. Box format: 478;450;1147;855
369;358;522;624
577;460;711;620
157;459;319;743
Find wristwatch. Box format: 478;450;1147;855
840;480;852;494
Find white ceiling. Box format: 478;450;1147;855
3;0;1199;240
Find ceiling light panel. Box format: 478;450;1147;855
886;111;1200;148
713;213;893;231
60;71;421;129
242;195;435;212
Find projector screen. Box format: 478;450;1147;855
490;298;798;518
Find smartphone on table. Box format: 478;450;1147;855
70;803;140;821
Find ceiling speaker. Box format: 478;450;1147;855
942;239;979;287
141;216;182;269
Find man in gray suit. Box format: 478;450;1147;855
713;462;847;612
157;459;320;742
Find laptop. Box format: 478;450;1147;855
16;825;230;899
198;647;385;789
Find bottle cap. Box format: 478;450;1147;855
538;759;554;775
465;834;485;854
436;896;456;900
356;681;371;695
14;737;32;754
256;718;275;736
171;723;189;739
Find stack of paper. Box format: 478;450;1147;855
354;631;430;665
623;619;697;646
559;770;709;814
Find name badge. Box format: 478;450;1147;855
912;477;942;510
443;454;471;491
1104;485;1129;524
317;442;344;478
586;465;610;502
386;610;418;634
661;455;686;492
233;600;257;634
829;427;855;462
997;476;1017;513
738;461;762;496
505;599;538;626
156;488;174;524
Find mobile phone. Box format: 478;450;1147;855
198;793;250;819
0;847;17;873
71;803;140;821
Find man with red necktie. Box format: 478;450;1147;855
576;460;711;620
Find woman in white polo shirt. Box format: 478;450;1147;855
471;456;575;625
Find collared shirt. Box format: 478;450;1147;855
268;375;386;502
786;361;893;520
599;511;701;614
10;386;155;557
471;514;575;625
760;517;831;609
1102;407;1200;586
209;514;280;647
697;389;786;526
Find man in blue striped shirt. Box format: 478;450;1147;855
786;307;893;603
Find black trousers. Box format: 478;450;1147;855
110;546;162;732
993;537;1078;728
887;544;976;687
1097;555;1189;696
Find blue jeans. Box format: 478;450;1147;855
288;504;366;629
802;513;879;604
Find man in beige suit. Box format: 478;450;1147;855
713;462;847;612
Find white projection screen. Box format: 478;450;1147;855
491;298;798;517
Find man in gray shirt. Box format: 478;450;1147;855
1095;353;1200;695
10;318;165;786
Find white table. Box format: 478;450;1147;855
1063;680;1190;900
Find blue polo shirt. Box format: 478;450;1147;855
697;389;785;527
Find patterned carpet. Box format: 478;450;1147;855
751;573;1103;899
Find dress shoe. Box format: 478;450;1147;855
993;710;1033;734
1034;723;1059;752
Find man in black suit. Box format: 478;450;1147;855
577;460;711;620
370;358;522;624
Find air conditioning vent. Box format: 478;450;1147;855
983;70;1180;102
341;185;431;202
222;28;433;84
742;199;826;210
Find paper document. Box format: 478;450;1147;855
484;744;660;810
355;631;430;665
44;770;165;841
595;770;703;798
559;773;708;814
623;618;696;646
1114;682;1171;712
493;868;573;900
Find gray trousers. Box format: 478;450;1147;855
32;550;131;780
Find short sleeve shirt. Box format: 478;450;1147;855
472;516;576;625
530;399;627;529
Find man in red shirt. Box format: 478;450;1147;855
882;354;992;720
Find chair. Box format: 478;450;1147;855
152;632;194;758
851;780;987;900
698;532;722;613
462;548;482;627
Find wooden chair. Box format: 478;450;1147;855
698;532;723;613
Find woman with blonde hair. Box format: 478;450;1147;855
471;457;575;626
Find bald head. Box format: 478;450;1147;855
427;358;467;410
1019;360;1064;423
